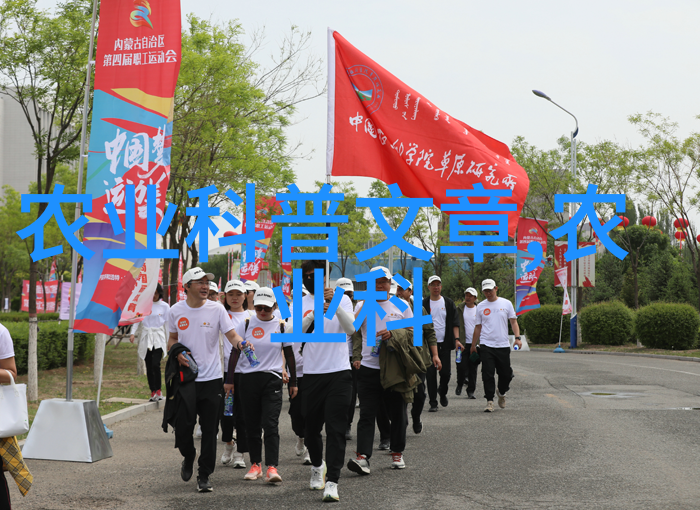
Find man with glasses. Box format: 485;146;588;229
167;267;249;493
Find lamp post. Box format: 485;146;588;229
532;90;579;349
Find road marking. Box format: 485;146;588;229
545;393;573;408
590;360;700;378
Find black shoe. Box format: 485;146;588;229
467;392;476;399
345;426;352;441
181;450;195;482
413;419;423;434
197;476;212;493
455;385;463;396
440;393;449;407
378;439;390;451
428;405;438;412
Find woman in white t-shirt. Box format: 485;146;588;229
0;323;18;507
224;287;297;485
129;284;170;401
220;280;249;469
243;281;259;318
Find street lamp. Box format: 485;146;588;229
532;89;579;350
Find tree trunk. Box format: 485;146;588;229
27;258;39;401
633;261;639;309
94;332;106;385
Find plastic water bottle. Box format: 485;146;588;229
223;392;234;417
241;341;260;368
456;346;463;363
370;337;381;358
513;344;520;351
182;352;198;374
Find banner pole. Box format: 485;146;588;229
67;0;98;402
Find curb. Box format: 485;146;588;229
530;348;700;363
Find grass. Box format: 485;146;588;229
530;342;700;358
15;341;159;439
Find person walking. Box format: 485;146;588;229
166;267;249;493
423;275;459;411
129;284;170;401
455;287;479;399
470;279;522;412
335;277;359;441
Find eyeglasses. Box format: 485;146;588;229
254;305;272;312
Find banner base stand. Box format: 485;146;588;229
22;399;113;463
553;346;566;353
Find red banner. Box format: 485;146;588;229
21;280;59;313
515;218;548;315
554;241;571;287
327;30;529;237
240;196;283;281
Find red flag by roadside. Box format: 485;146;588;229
327;30;529;237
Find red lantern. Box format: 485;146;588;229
675;231;686;241
674;218;689;230
616;216;630;229
223;231;236;237
696;234;700;243
641;216;657;228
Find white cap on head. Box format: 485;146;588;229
336;277;354;292
209;281;219;293
182;267;215;285
482;279;497;290
465;287;478;297
224;280;246;294
370;266;392;280
244;281;260;293
253;287;275;307
428;275;441;285
398;281;412;290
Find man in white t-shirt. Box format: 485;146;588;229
167;267;248;493
470;279;522;413
396;281;413;309
456;287;478;399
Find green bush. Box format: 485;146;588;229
0;312;61;322
579;301;635;346
520;305;564;344
2;322;94;374
635;303;700;350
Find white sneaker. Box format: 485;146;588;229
221;443;234;465
323;480;339;502
391;452;405;469
310;461;327;490
347;454;370;475
232;451;246;468
485;401;495;412
302;447;312;465
195;424;202;438
496;390;506;409
295;437;305;456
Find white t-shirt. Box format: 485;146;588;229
300;293;353;375
475;297;516;348
462;306;477;344
168;299;235;382
225;311;249;372
347;302;361;358
131;300;170;332
358;300;414;370
430;296;447;343
234;315;291;375
0;325;14;359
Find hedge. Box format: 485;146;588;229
1;322;94;375
579;301;635;346
520;305;563;344
635;303;700;350
0;312;61;322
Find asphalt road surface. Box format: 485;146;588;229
11;351;700;510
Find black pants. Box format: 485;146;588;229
175;378;222;478
347;359;358;428
220;371;235;443
480;345;513;401
233;373;249;454
302;370;352;484
239;372;283;467
356;366;408;458
411;372;427;422
456;344;478;395
0;458;10;510
288;376;305;438
144;348;163;392
427;343;452;406
377;395;391;442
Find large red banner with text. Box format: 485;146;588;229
515;218;548;316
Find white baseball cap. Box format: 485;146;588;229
182;267;214;285
397;281;412;290
370;266;392;280
253;287;276;307
482;279;497;290
428;275;442;285
244;281;260;293
336;277;354;292
464;287;478;297
209;281;219;293
224;280;246;293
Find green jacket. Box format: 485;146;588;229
418;306;438;368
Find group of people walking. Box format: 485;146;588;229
132;261;522;502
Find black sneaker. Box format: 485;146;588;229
413;419;423;434
455;385;463;396
345;426;352;440
197;476;213;493
467;392;476;399
440;393;449;407
378;439;390;451
181;450;195;482
428;405;438;412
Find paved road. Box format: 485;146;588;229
11;351;700;510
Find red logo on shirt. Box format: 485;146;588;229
178;318;189;330
484;309;491;316
303;310;313;318
252;327;265;339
